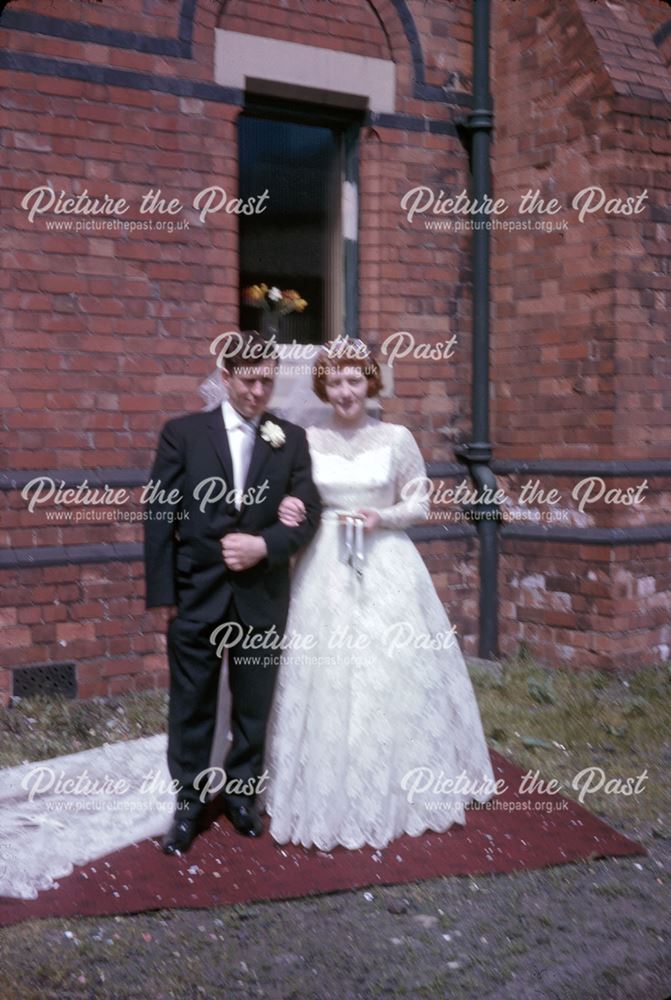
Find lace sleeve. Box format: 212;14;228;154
376;425;430;529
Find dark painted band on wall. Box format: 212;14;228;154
0;0;195;56
653;19;671;47
0;49;245;104
2;521;671;572
0;9;188;57
500;523;671;545
3;460;671;493
492;460;671;477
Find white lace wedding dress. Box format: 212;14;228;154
0;734;174;899
262;417;496;851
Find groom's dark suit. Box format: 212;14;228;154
144;406;321;819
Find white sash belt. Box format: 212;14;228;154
340;513;365;579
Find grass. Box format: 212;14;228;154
0;690;168;767
1;650;669;842
473;650;671;839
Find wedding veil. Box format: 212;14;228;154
199;342;337;429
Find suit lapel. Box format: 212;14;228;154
206;407;235;494
244;411;274;492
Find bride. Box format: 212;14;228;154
0;337;495;899
261;338;496;850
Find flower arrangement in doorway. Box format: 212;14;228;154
242;283;308;316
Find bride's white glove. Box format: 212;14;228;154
278;495;306;527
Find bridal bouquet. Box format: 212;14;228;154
242;283;308;316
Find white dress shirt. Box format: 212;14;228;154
221;399;260;508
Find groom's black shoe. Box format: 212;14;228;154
220;796;264;838
162;813;201;855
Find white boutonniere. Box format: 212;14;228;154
259;419;286;448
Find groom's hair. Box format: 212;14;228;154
221;330;280;373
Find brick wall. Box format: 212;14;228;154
491;0;671;670
1;0;669;701
0;0;483;702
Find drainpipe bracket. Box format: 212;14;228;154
454;441;493;464
455;109;493;135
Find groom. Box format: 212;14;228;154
144;331;321;854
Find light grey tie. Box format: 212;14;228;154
235;419;256;508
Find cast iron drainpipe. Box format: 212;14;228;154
454;0;501;659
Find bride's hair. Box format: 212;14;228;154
313;338;383;401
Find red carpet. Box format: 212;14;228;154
0;750;645;927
